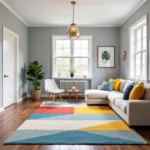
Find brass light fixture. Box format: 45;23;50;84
66;1;80;40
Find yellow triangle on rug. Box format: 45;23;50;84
79;120;131;130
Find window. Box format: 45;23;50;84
129;15;147;80
52;35;92;77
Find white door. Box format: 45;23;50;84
3;31;15;108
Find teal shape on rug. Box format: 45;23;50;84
27;114;65;120
5;130;147;145
28;114;121;120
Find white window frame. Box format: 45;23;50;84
52;35;92;78
129;14;148;81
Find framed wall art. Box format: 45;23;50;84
97;46;115;68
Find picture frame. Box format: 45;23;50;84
97;46;115;68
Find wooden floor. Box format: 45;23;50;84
0;98;150;150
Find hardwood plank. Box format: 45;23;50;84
0;98;149;150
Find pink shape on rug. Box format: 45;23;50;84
34;107;74;114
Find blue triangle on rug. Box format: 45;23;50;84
5;130;146;145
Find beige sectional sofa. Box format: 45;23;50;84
85;79;150;126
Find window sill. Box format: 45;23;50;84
129;78;148;82
52;76;92;80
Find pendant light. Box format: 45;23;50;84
66;1;80;40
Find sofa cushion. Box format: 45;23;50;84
100;81;113;91
123;83;135;100
129;82;145;100
85;90;110;99
107;91;123;104
119;79;126;93
143;84;150;100
114;99;128;114
123;80;134;93
109;78;120;91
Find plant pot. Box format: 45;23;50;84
70;73;74;78
31;89;41;100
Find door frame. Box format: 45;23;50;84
2;27;19;108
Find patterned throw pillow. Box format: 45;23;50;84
123;83;135;100
100;81;114;91
109;78;120;91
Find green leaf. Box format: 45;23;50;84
27;78;34;81
27;61;45;89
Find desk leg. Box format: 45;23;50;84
69;93;71;101
76;93;78;100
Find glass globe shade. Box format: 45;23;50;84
66;23;80;40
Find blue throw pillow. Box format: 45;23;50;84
123;83;135;100
100;81;114;91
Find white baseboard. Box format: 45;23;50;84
18;96;27;103
0;107;4;112
27;94;48;98
27;94;85;98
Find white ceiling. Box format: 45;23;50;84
1;0;147;27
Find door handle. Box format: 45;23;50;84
4;75;9;78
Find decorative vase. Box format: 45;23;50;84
70;73;74;78
72;86;76;91
31;89;41;100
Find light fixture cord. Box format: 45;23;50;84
72;3;74;23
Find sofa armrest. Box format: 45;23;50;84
127;100;150;126
98;85;101;90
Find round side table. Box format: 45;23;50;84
68;89;80;101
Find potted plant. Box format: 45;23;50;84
27;61;45;100
69;67;76;78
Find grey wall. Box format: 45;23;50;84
120;0;150;80
28;27;120;93
0;3;28;107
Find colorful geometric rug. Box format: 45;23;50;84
5;105;147;145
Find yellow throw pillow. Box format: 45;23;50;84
109;78;120;91
129;82;144;100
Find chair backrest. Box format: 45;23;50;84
45;79;59;91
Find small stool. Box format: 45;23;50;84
68;90;80;101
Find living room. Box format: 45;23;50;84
0;0;150;149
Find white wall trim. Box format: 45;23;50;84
0;0;28;26
3;27;19;108
18;96;27;103
28;24;120;27
120;0;147;26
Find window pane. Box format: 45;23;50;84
74;49;88;57
142;52;147;78
56;58;70;75
56;49;70;56
81;40;88;48
136;28;141;41
136;64;140;77
56;40;63;48
74;40;89;57
64;40;70;48
135;53;141;77
142;38;147;50
136;53;141;65
56;40;70;56
143;26;147;38
74;58;88;75
136;40;141;52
